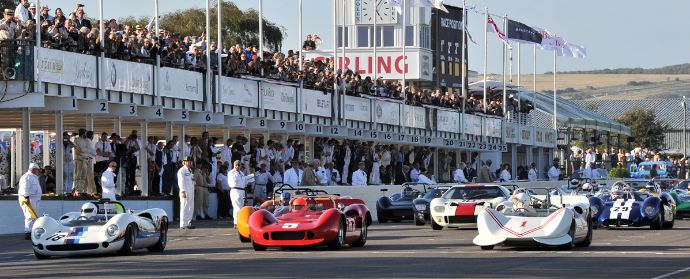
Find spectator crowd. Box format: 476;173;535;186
0;1;535;117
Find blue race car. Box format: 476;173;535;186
595;181;676;229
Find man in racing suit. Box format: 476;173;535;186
177;157;195;229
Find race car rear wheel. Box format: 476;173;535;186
350;219;368;247
119;223;137;255
480;245;494;250
33;249;50;260
148;217;168;252
431;218;443;230
327;219;346;250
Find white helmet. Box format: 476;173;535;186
80;203;98;218
581;183;593;192
515;192;531;205
569;179;579;189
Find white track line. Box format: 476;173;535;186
651;266;690;279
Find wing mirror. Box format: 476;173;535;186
337;203;345;211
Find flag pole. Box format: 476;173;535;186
258;0;264;60
217;0;223;111
341;0;346;98
333;0;338;95
205;0;211;111
299;0;303;72
373;1;377;93
553;49;557;131
461;0;467;134
155;0;161;106
533;44;537;108
517;43;520;113
402;0;407;93
482;7;488;114
502;14;507;117
97;0;103;100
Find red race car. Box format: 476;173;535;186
244;191;371;251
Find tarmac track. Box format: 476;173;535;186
1;219;690;278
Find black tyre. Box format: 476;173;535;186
350;219;368;247
33;250;50;259
414;215;425;226
575;217;592;248
148;217;168;252
663;211;675;229
558;222;576;250
377;214;388;224
480;245;494;250
431;218;443;231
239;234;251;243
327;219;346;250
651;208;663;230
118;224;137;255
251;239;267;251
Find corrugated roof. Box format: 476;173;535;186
572;99;687;130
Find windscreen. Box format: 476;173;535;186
443;186;505;200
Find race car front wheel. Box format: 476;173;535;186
119;223;137;255
328;219;346;250
350;219;368;247
252;239;267;251
148;217;168;252
431;218;443;230
33;249;50;260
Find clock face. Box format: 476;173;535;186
355;0;397;24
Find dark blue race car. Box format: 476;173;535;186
594;182;676;229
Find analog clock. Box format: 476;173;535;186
355;0;398;24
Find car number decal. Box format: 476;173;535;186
609;199;635;219
45;232;68;241
282;223;298;229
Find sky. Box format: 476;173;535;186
46;0;690;74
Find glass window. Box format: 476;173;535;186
382;26;394;47
357;26;369;47
337;26;349;47
405;26;414;46
419;25;431;49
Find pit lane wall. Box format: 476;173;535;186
0;198;172;235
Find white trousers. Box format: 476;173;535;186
342;162;350;184
179;189;195;228
19;197;40;233
230;189;245;225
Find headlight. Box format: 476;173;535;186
106;224;119;237
33;228;45;239
644;206;655;216
415;204;427;211
433;206;445;213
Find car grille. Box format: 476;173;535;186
603;219;633;226
446;216;477;223
46;243;100;251
271;231;306;240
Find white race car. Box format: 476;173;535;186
31;200;169;259
429;184;512;230
472;188;593;250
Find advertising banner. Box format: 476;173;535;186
301;89;332;117
37;47;97;88
436;109;460;133
344;96;371;122
220;76;259;107
102;58;153;95
373;100;400;126
260;81;297;113
160;67;203;101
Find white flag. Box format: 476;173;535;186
533;27;586;58
393;0;448;14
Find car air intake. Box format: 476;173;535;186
46;244;100;251
271;231;306;240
